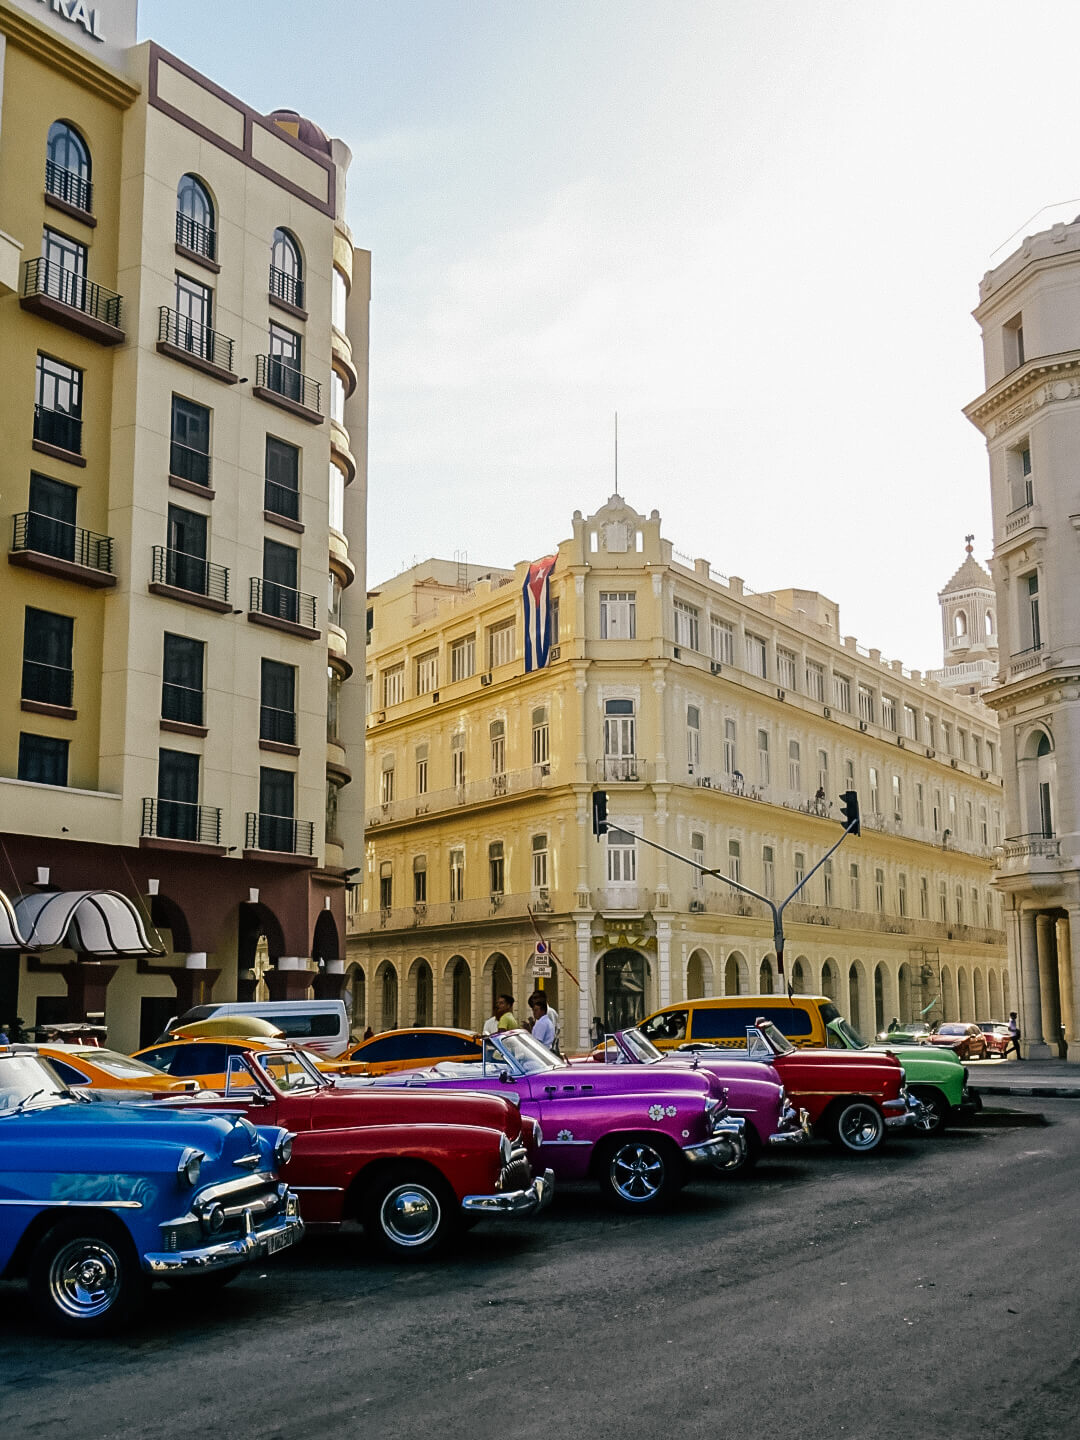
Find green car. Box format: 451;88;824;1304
825;1017;979;1134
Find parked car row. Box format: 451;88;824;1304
0;993;981;1335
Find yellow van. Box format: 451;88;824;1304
639;994;842;1050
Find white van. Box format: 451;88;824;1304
165;1000;350;1057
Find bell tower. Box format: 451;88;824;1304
929;536;998;694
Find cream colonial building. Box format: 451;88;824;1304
965;213;1080;1059
347;497;1007;1052
0;0;368;1048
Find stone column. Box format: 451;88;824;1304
576;917;593;1047
656;918;672;1010
58;960;118;1024
1036;914;1063;1056
1017;910;1051;1056
1058;909;1080;1064
266;956;314;1001
314;957;345;1000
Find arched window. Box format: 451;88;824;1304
176;175;216;260
985;609;994;637
46;121;92;212
271;227;304;308
953;609;968;638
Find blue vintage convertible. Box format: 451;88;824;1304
0;1045;303;1332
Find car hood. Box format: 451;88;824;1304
313;1082;522;1138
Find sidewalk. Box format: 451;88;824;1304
965;1056;1080;1098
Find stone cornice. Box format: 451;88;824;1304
964;352;1080;439
0;1;139;108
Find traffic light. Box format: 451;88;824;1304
839;790;861;836
591;789;609;837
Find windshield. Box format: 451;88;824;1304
77;1050;169;1081
827;1017;868;1050
256;1049;325;1092
0;1054;71;1113
619;1029;662;1063
938;1024;966;1036
753;1023;796;1057
490;1032;565;1076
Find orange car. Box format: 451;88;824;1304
341;1027;486;1076
132;1032;355;1089
34;1043;202;1095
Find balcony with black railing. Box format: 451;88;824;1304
141;796;222;847
260;704;297;747
269;264;305;312
22;658;74;710
175;211;217;264
161;681;204;729
264;477;300;523
157;306;237;382
10;512;115;588
45;159;93;218
169;439;212;490
253;354;323;422
33;404;82;459
248;576;319;638
245;811;315;857
150;545;232;614
20;257;123;344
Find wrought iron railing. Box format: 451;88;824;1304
264;477;300;520
45;159;92;213
260;704;297;745
245;812;314;855
269;264;304;309
255;354;321;413
170;439;211;487
158;306;234;372
12;512;113;572
250;576;316;630
23;257;122;328
141;796;221;845
161;681;204;727
152;545;230;604
175;211;217;260
33;404;82;455
22;658;73;708
595;757;648;783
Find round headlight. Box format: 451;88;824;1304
177;1147;204;1188
499;1133;513;1166
274;1131;294;1168
204;1202;226;1234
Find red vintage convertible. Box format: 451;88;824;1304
170;1042;552;1259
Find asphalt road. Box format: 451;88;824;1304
3;1101;1078;1440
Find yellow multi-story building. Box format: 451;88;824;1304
347;496;1008;1052
0;0;367;1048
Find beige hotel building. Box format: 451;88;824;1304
0;0;367;1048
348;496;1008;1053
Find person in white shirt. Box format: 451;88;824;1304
528;992;557;1050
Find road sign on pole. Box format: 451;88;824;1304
530;945;552;976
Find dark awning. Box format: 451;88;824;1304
0;890;164;957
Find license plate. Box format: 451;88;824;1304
266;1229;291;1255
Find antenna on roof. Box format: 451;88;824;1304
454;549;468;590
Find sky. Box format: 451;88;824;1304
140;0;1080;673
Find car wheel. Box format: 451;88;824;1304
829;1100;886;1156
718;1124;762;1178
910;1087;951;1136
29;1219;146;1334
958;1044;970;1061
362;1168;457;1260
600;1134;683;1211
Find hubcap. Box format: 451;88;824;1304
49;1239;123;1320
379;1183;442;1247
610;1143;665;1202
840;1107;882;1151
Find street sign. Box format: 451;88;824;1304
530;945;552;976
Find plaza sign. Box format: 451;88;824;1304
36;0;106;42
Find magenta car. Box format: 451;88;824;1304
575;1028;809;1173
360;1029;746;1211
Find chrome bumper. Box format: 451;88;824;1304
684;1116;746;1168
884;1094;927;1131
769;1104;811;1147
462;1168;554;1218
144;1192;304;1276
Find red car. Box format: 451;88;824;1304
176;1044;552;1258
979;1022;1011;1057
682;1021;924;1155
927;1022;989;1061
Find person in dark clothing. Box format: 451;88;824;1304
1002;1012;1021;1060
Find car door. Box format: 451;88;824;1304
527;1071;599;1178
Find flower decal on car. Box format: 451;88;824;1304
556;1129;574;1142
666;1105;677;1117
648;1105;665;1121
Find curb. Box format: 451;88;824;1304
970;1084;1080;1099
963;1108;1048;1127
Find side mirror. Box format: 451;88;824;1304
498;1070;514;1084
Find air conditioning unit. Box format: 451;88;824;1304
689;899;706;913
823;706;831;718
549;645;561;662
950;758;960;769
980;769;989;779
696;776;713;788
535;889;551;912
539;763;551;777
376;710;386;723
673;646;681;659
777;688;786;701
480;673;493;687
431;690;439;704
859;720;868;732
926;747;935;758
897;736;905;748
710;661;722;675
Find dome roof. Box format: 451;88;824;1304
939;539;992;597
267;109;332;155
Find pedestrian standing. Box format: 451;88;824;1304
528;992;556;1050
494;993;518;1030
1002;1011;1021;1060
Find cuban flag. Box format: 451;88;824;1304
523;554;558;672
